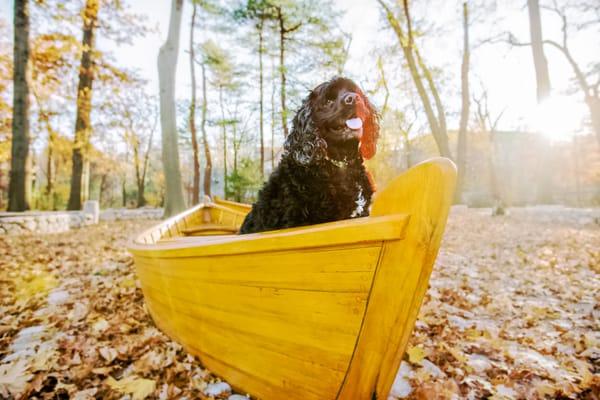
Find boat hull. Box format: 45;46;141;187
129;158;456;399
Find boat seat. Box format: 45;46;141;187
181;224;239;236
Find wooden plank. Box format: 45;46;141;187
180;224;238;235
143;278;366;345
213;196;253;213
144;304;311;400
135;244;380;292
147;299;345;400
137;271;368;333
132;203;205;244
337;157;456;399
147;295;355;375
130;214;408;257
195;350;322;400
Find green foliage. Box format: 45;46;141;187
232;0;278;23
201;40;234;84
225;158;263;202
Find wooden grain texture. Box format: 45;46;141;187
136;244;383;400
180;223;238;235
337;157;456;399
128;157;456;400
130;213;408;257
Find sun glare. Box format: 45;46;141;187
529;96;585;142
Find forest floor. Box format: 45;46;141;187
0;207;598;400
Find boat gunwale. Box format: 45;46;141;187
130;201;247;246
128;213;410;258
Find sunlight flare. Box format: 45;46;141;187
530;96;586;142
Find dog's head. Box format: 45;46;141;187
285;77;379;165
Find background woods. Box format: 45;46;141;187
0;2;599;400
1;0;599;213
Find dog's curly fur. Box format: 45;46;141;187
240;77;379;234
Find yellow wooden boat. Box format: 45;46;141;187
129;158;456;400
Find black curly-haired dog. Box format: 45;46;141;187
240;77;379;234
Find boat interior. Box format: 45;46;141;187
136;197;250;245
133;195;410;253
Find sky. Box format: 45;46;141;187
0;0;595;140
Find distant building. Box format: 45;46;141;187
388;130;599;207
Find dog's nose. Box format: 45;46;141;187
343;92;358;106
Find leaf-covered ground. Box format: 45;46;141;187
0;208;598;399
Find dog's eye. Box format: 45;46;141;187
325;99;334;106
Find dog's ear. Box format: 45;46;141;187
356;90;380;160
284;89;327;165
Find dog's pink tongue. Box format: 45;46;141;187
346;118;363;130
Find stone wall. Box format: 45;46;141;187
100;208;163;221
0;212;94;235
0;207;164;235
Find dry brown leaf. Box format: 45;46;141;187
0;359;34;397
106;375;156;400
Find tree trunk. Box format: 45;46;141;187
233;122;238;175
8;0;30;212
527;0;551;103
98;173;107;206
201;62;212;197
25;151;33;207
376;56;390;119
219;86;228;198
82;159;90;203
158;0;186;217
131;133;147;208
46;132;54;199
68;0;99;210
527;0;553;203
586;96;600;146
403;0;451;159
189;3;200;205
377;0;452;159
572;134;581;206
456;2;470;202
133;142;142;207
122;175;127;207
489;130;505;215
137;125;154;208
540;25;599;146
413;46;448;140
137;181;146;207
277;9;289;137
401;130;411;169
271;56;276;171
232;123;241;202
132;134;141;203
258;19;265;177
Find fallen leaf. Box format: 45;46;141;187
106;375;156;400
72;388;98;400
98;347;118;363
205;381;232;396
407;346;426;365
0;359;34;397
92;318;109;334
69;302;89;321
